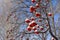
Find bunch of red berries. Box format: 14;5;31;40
25;0;52;34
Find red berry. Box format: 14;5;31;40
36;3;39;8
32;27;36;31
34;30;39;34
25;18;30;23
35;25;39;28
38;19;42;22
46;24;49;26
30;17;35;21
48;13;52;16
52;37;55;40
31;0;36;3
27;26;31;31
35;12;41;18
29;21;37;27
40;26;44;30
30;6;36;13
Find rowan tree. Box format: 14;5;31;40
0;0;60;40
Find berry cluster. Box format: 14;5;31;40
25;0;52;34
